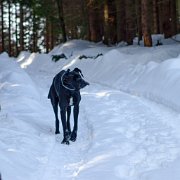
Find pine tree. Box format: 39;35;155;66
162;0;177;38
141;0;152;46
0;0;5;52
80;0;89;39
152;0;159;34
14;1;19;56
56;0;67;42
115;0;126;42
87;0;103;42
8;0;12;55
103;0;116;45
19;1;24;51
125;0;136;45
135;0;142;44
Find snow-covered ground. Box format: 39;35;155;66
0;35;180;180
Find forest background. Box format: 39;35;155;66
0;0;179;57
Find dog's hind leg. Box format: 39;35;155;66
67;106;71;133
51;97;60;134
49;83;60;134
54;102;60;134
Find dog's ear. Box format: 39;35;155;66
73;68;84;77
66;69;70;74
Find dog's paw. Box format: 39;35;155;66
55;131;60;134
70;131;77;142
61;138;70;145
64;130;71;140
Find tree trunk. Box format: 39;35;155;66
19;2;24;51
162;0;177;38
163;0;171;38
15;3;19;56
0;0;5;52
80;0;89;39
177;0;180;32
103;0;109;44
103;0;116;45
141;0;152;47
170;0;177;36
135;0;142;44
8;0;11;55
45;18;50;53
50;21;54;50
88;0;102;42
32;10;38;52
56;0;67;43
125;0;136;45
153;0;159;34
115;0;126;42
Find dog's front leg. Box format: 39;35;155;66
60;107;70;144
73;105;79;132
70;105;79;142
67;106;71;133
54;105;60;134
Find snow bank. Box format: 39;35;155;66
84;48;180;111
53;40;180;112
49;39;106;57
15;39;180;112
1;37;180;180
132;55;180;111
0;53;40;100
0;53;53;180
95;49;180;111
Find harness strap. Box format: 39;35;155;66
61;71;75;91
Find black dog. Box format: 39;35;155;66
48;68;89;144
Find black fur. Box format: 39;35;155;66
48;68;89;144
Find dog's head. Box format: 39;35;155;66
73;74;89;90
63;68;89;91
72;68;89;90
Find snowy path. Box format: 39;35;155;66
77;84;180;179
23;71;93;180
28;68;180;180
1;40;180;180
35;106;92;180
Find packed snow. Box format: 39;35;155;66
0;35;180;180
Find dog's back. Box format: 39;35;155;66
48;70;66;99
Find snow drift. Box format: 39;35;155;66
47;40;180;112
1;36;180;180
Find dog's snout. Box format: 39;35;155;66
80;79;89;89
